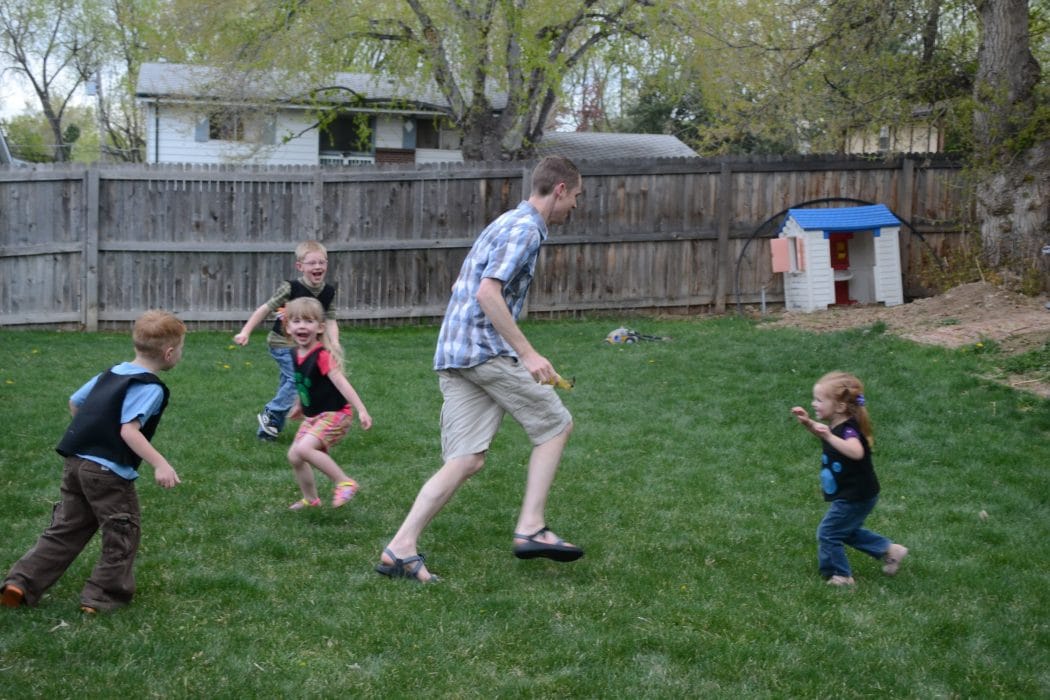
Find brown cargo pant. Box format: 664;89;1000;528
3;456;140;611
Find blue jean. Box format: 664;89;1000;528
816;496;890;578
263;347;297;428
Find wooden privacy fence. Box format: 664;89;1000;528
0;155;969;329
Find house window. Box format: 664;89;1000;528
209;112;246;141
878;126;890;152
416;118;440;149
320;115;374;154
415;116;461;150
199;111;275;144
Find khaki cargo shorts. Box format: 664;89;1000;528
438;356;572;461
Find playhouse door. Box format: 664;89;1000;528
829;233;854;305
872;227;904;306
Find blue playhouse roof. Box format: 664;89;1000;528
784;204;901;232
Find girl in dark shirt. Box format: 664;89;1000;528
283;297;372;511
792;372;908;586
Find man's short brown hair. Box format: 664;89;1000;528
530;156;580;196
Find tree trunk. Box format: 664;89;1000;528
972;0;1049;289
460;107;505;161
41;106;70;163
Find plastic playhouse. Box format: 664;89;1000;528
771;204;904;312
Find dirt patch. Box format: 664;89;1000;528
759;282;1050;397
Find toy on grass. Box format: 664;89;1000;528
604;327;669;344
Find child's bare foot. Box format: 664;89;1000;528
882;543;909;575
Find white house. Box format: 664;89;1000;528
135;62;496;166
772;204;904;312
135;62;700;166
844;106;945;154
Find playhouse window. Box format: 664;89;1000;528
789;237;804;272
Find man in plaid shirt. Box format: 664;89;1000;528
377;156;585;583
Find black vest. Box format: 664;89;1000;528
294;346;348;417
56;370;169;469
272;280;336;335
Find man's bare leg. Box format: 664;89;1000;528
380;453;485;581
514;423;577;548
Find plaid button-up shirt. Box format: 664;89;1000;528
434;201;547;370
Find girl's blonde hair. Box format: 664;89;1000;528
817;371;874;446
283;297;343;373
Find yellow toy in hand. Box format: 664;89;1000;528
544;374;575;390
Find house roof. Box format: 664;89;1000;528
785;204;901;232
533;131;698;161
135;62;507;112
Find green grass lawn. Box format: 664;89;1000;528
1;317;1048;698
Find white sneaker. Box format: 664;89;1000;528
882;543;909;576
257;411;279;438
826;575;855;586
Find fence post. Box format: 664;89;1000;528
713;162;733;313
84;164;100;331
520;162;532;320
313;167;325;239
897;157;915;296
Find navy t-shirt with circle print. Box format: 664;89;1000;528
820;417;880;502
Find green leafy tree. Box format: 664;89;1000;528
92;0;191;161
0;0;103;161
2;105;101;162
1;112;51;161
648;0;983;155
169;0;657;161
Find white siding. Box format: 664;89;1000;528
142;103;470;165
845;124;942;154
415;148;463;165
145;103;319;166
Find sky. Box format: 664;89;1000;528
0;75;93;120
0;81;35;119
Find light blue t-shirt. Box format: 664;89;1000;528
69;362;166;481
